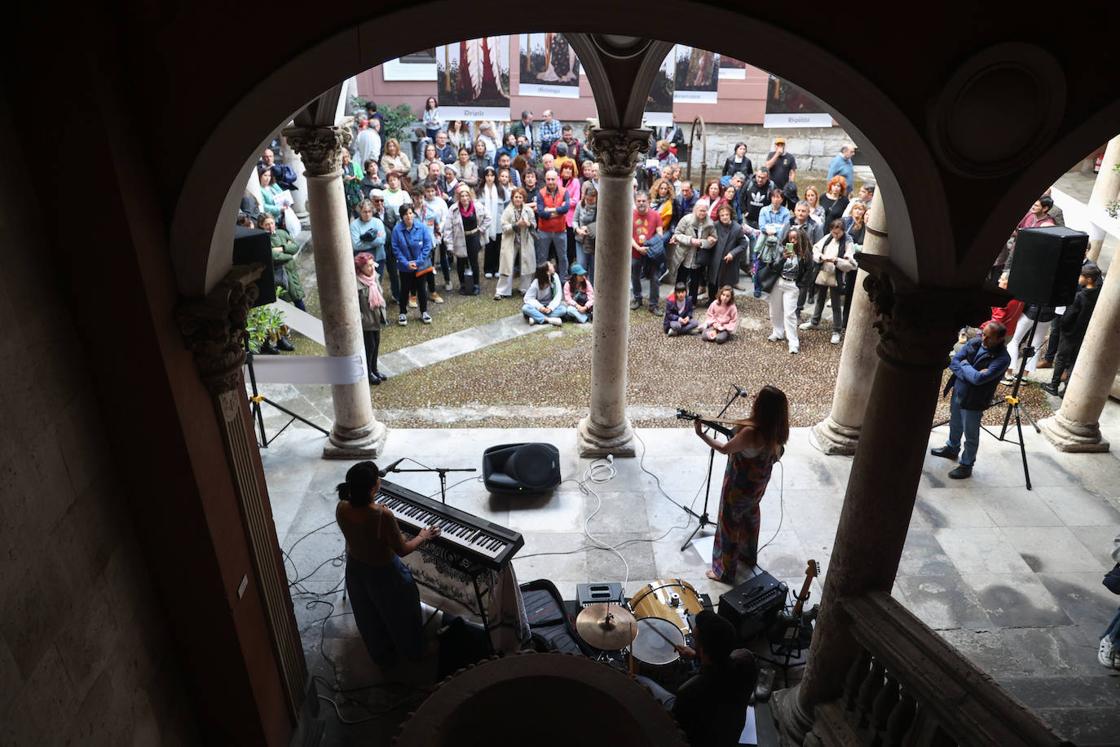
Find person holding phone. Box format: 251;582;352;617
766;230;814;354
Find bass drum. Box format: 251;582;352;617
630;617;689;690
628;579;703;636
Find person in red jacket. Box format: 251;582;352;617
535;169;570;281
982;272;1024;342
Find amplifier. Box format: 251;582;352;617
577;582;624;608
718;570;788;641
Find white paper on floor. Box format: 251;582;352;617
739;705;758;745
691;534;715;561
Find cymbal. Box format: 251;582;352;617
576;603;638;650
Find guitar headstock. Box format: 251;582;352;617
806;559;820;579
675;408;700;421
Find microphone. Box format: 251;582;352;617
379;458;406;477
733;385;750;398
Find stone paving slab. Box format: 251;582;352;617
377;313;547;377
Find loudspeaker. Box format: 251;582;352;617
717;571;787;641
1007;226;1088;307
233;226;276;307
482;443;561;494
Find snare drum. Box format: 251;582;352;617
628;579;704;636
630;617;688;687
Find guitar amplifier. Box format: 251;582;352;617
576;582;624;608
717;571;788;641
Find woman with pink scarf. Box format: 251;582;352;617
355;253;388;384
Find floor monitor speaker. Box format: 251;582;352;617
233;226;276;307
1006;226;1088;307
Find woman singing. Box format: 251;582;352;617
693;385;789;583
336;462;441;667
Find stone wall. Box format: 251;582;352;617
0;108;198;743
678;123;876;184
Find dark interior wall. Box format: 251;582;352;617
0;99;200;745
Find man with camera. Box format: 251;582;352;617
930;322;1011;479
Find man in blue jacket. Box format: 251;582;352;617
930;321;1011;479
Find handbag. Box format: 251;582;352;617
644;233;665;263
757;262;780;293
815;260;837;287
1104;563;1120;595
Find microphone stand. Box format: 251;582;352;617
385;465;477;504
681;385;743;551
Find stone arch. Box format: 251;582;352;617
169;3;949;299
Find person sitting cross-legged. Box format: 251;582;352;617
930;321;1011;479
664;282;698;336
562;264;594;324
701;285;740;344
522;264;566;326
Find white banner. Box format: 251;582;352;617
673;46;719;105
437;37;511;122
763;113;834;128
518;34;580;98
643;53;675;129
247;354;366;385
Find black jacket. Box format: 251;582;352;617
1058;284;1101;351
722;155;753;179
1023;303;1058;323
705;222;747;287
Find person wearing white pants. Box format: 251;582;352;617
768;278;802;353
1007;303;1056;378
763;232;814;354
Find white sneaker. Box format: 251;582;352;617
830;332;841;344
484;272;494;279
767;333;784;342
1098;637;1119;669
789;347;799;354
398;314;407;326
526;318;536;325
546;317;562;327
799;321;818;330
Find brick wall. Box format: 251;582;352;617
0;111;199;744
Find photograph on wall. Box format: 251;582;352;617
764;74;832;127
436;37;511;121
642;52;675;127
383;48;437;82
718;55;747;80
672;46;719;104
518;34;581;98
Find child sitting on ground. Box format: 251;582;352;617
664;282;698;336
522;263;567;326
563;264;595;324
701;285;739;344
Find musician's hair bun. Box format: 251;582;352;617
340;461;380;506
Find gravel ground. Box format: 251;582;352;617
283;238;1056;430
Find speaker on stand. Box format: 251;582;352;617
994;226;1089;489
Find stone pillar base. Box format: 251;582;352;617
770;685;815;747
809;416;861;456
323;420;388;459
577;415;636;458
1038;412;1110;453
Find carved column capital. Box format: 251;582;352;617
858;255;1002;370
176;265;263;395
282;124;352;177
591;128;651;177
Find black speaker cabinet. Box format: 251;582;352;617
717;571;787;641
1007;226;1088;307
482;443;561;494
233;226;276;307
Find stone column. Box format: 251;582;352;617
810;193;891;454
1087;135;1120;262
577;128;649;457
284;124;387;458
772;265;994;741
280;130;309;225
1038;268;1120;452
176;265;308;715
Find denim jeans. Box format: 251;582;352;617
1103;606;1120;644
575;241;595;285
522;303;567;323
564;305;589;323
630;255;659;305
536;231;569;281
946;389;982;467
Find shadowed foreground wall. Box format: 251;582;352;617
0;103;199;744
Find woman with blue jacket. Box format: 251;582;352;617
391;204;433;325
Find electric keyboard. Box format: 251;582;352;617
375;479;524;571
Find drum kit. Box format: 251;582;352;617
574;578;704;689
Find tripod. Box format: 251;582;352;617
245;341;329;447
385;465;477;504
680;386;744;552
931;319;1040;490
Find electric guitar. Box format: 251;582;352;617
769;559;820;650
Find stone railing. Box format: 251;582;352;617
810;592;1069;747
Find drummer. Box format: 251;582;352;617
636;610;757;747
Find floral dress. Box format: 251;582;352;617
712;442;780;580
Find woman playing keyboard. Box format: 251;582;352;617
336;461;441;668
